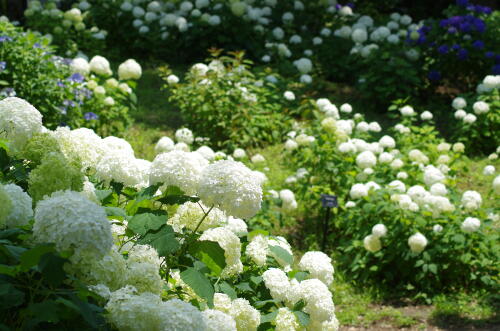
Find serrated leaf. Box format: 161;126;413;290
138;225;180;256
189;241;226;276
128;213;166;236
180;267;214;307
269;245;293;265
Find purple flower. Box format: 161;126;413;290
472;40;484;50
428;70;441;82
68;73;85;83
484;51;494;58
452;44;461;51
63;99;77;108
84;112;99;121
437;45;449;54
57;80;65;88
0;36;13;42
33;43;42;49
0;61;6;71
457;49;468;60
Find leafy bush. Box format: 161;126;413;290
24;0;106;57
268;98;499;298
0;20;136;135
162;51;292;149
0;98;340;330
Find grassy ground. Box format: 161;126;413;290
126;67;499;330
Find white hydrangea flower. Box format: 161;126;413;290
372;224;388;238
408;233;427;253
483;165;495;176
200;227;243;278
275;307;300;331
454;109;466;119
420;111;433;120
473;101;489;115
224;216;248;237
229;298;260;331
89;55;112;76
197;160;262;219
284;91;295;101
33;191;112;262
463;113;477;124
251;154;266;164
423;165;445;186
96;152;150;188
356;151;377;169
262;268;291;302
160;298;206;330
0;97;43;152
293;58;312;74
461;217;481;233
196;146;216;161
433;224;443;233
452;97;467;110
169;202;227;232
155;136;175;154
118;59;142;80
461;190;482;210
70;57;90;75
430;183;448;196
203;309;237;331
245;234;269;266
364;234;381;252
493;175;500;194
350;183;368;199
298;251;334;286
175;128;194;144
2;184;33;228
400;105;415;116
167;74;180;84
296;279;335;323
149;151;208;195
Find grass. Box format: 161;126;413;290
125;66;499;330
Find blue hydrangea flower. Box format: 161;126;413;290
84;112;99;121
472;40;484;50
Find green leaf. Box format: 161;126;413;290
235;282;252;293
26;301;60;323
136;183;162;200
39;253;67;286
19;244;55;272
105;207;127;218
428;264;437;274
0;283;24;309
95;189;112;202
156;186;199;205
180;267;214;307
260;310;279;323
290;271;309;282
128;213;166;236
294;311;310;327
189;241;226;276
293;299;306;311
269;245;293;265
138;225;180;256
3;244;27;261
0;264;17;276
219;282;237;300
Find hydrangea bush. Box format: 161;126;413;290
0;20;138;135
0;97;339;330
268;98;499;298
161;51;292;148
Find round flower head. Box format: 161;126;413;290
33;190;112;262
101;136;134;157
0;97;43;153
200;227;243;278
473;101;489;115
483;165;495;176
262;268;291;302
175;128;194;144
372;224;387;238
245;234;269;266
203;309;236;331
229;298;260;331
463;113;476;124
356;151;377;169
452;97;466;110
363;234;381;252
461;190;482;210
420;111;433;120
433;224;443;233
293;58;313;74
298;251;334;286
149;151;208;195
2;184;33;228
296;279;335;322
400;105;415;116
350;183;368;199
197;160;262;219
233;148;246;159
430;183;447;196
0;185;13;229
169;202;227;232
28;152;84;203
118;59;142;80
284;91;295;101
196;146;215;161
275;308;300;331
408;233;428;253
89;55;112;76
461;217;481;233
423;165;445;186
493;175;500;194
225;216;248;237
70;57;90;75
